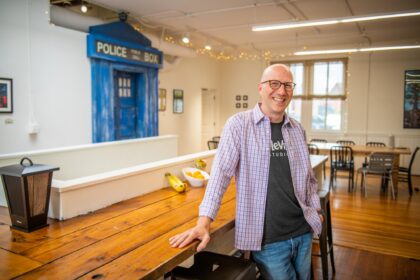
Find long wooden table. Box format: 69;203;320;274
0;155;328;279
313;143;411;190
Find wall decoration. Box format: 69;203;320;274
243;95;248;101
158;88;167;111
403;70;420;128
243;103;248;109
235;95;241;101
235;103;241;109
0;78;13;113
173;89;184;113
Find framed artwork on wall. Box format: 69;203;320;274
235;95;241;101
0;78;13;113
158;88;167;111
243;95;248;101
403;70;420;128
243;103;248;108
173;89;184;114
235;103;241;109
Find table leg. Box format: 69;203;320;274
392;154;400;195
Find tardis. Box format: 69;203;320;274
87;19;163;142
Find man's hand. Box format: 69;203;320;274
319;214;324;223
169;216;211;252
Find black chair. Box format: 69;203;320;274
308;143;319;155
366;142;386;147
310;138;327;143
398;147;419;195
212;136;221;142
170;251;256;280
330;146;354;192
356;153;396;199
208;140;219;150
336;140;356;146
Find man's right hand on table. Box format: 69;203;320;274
169;216;211;252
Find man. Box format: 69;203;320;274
169;64;323;280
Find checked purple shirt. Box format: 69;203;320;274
199;103;322;251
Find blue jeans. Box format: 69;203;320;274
252;232;312;280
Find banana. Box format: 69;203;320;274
165;172;186;193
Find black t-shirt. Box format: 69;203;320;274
262;121;311;245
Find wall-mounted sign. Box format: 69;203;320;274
173;89;184;114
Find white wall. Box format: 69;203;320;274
158;57;221;155
0;0;92;154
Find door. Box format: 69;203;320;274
201;88;216;150
114;71;137;140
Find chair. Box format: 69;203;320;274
330;146;354;192
207;140;219;150
170;251;256;279
310;138;327;143
398;147;419;195
212;136;221;142
366;142;386;147
336;140;355;146
356;153;396;199
308;143;319;155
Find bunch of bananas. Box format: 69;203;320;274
165;172;186;193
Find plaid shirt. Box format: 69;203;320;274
199;103;322;251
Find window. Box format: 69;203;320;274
279;59;347;131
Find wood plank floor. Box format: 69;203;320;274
328;171;420;261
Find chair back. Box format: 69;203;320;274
336;140;356;146
308;143;319;155
408;147;420;170
212;136;221;142
330;146;354;168
207;140;219;150
310;138;327;143
367;153;395;173
366;142;386;147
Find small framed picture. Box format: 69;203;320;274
235;103;241;108
235;95;241;101
173;89;184;114
0;78;13;113
158;88;167;111
243;103;248;108
243;95;248;101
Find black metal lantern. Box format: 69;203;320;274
0;157;59;232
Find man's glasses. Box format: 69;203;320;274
261;80;296;91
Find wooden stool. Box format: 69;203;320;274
313;190;335;280
170;251;256;280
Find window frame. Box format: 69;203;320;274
272;58;348;132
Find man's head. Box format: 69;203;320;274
258;64;294;123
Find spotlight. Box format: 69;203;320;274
204;45;212;50
81;4;88;13
182;36;190;44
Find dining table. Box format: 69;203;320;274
312;142;411;191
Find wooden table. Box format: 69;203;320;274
0;156;328;279
313;143;411;189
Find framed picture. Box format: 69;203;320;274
173;89;184;114
0;78;13;113
158;88;167;111
243;95;248;101
243;103;248;108
235;95;241;101
403;70;420;128
235;103;241;109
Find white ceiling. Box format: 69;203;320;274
90;0;420;55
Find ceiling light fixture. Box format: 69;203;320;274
80;3;88;13
252;9;420;31
294;45;420;56
204;44;212;50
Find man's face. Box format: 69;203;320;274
258;66;294;122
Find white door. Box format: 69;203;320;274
201;88;216;150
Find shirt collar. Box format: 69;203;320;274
252;103;295;128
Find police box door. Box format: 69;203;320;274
114;71;138;140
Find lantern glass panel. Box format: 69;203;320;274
4;176;24;216
26;173;49;216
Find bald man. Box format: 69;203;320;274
170;64;323;280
